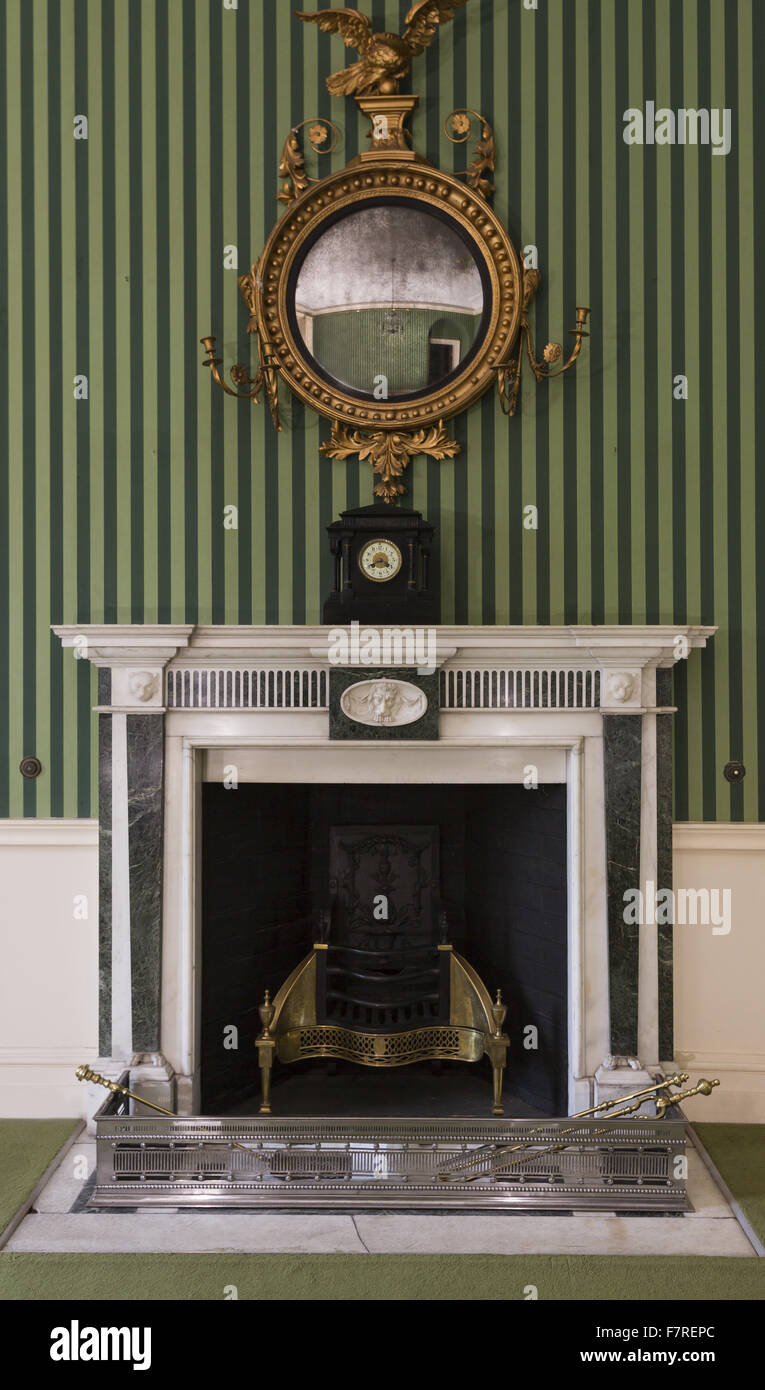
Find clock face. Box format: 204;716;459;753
358;538;403;582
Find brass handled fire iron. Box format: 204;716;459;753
74;1064;256;1153
75;1064;175;1116
438;1073;720;1182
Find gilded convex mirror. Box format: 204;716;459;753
201;0;589;501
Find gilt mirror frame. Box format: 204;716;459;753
201;3;588;501
255;160;521;431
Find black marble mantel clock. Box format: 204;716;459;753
323;503;439;624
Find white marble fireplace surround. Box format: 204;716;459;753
53;623;715;1121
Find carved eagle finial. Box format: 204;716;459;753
295;1;469;98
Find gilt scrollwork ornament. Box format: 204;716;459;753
276;118;340;205
494;267;539;416
443;108;496;201
321;419;460;503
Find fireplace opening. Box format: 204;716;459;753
201;782;567;1117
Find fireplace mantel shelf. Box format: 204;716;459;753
53;623;716;668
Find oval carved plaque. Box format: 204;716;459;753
340;677;428;728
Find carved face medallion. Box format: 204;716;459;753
605;671;636;704
127;670;159;703
340;677;427;727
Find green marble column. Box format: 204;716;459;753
604;713;642;1055
656;668;674;1061
126;713;165;1053
97;669;112;1057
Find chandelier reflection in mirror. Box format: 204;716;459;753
381;259;403;338
200;0;589;502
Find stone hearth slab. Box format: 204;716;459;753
5;1211;753;1257
6;1144;754;1256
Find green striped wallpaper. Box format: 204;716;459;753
0;0;762;821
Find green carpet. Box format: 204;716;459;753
0;1120;81;1238
695;1123;765;1244
1;1252;763;1300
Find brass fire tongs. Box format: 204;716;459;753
437;1073;720;1183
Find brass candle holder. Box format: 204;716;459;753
494;271;591;416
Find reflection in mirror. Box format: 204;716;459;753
293;205;485;398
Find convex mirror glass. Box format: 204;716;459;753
290;202;488;400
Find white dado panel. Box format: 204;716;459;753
674;823;765;1124
0;820;98;1118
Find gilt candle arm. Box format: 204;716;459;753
200;336;264;402
523;305;591;381
493;262;590;414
